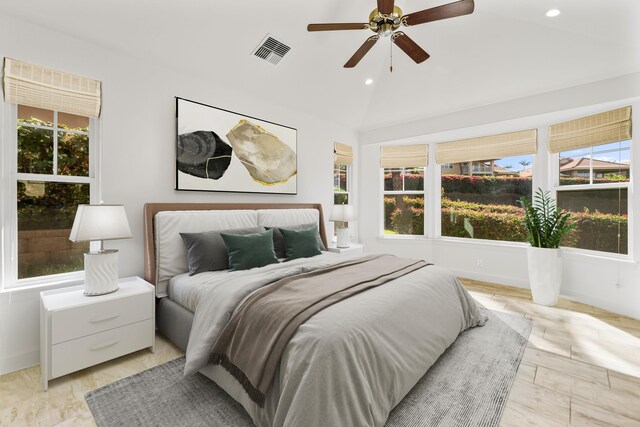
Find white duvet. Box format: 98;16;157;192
181;254;486;427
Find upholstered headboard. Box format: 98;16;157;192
143;203;328;295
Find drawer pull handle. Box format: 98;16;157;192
90;340;119;351
89;313;120;323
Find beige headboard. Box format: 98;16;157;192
143;202;328;286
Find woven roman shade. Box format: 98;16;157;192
548;106;632;153
334;142;353;165
436;129;537;164
3;58;102;117
380;145;428;168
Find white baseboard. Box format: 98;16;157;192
448;268;529;289
450;267;640;320
561;291;640;320
0;350;38;375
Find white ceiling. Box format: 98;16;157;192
2;0;639;131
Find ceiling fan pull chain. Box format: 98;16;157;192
390;39;393;73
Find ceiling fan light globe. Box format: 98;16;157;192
379;23;394;36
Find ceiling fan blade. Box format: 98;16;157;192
392;32;430;64
403;0;474;27
344;36;379;68
307;23;369;32
377;0;395;15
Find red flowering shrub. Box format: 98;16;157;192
382;174;627;253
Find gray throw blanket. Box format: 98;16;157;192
210;254;429;407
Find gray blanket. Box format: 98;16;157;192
210;255;429;407
185;255;486;426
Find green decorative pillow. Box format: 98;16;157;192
280;226;322;261
221;229;279;271
268;223;326;258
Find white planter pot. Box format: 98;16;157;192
527;246;562;306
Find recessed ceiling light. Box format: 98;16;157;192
545;9;561;17
365;78;373;85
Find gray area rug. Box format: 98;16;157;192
86;309;532;427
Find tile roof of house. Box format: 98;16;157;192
559;157;629;172
494;165;519;175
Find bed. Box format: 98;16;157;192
144;202;486;427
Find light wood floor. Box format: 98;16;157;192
1;280;640;426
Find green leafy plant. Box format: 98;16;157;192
519;189;575;248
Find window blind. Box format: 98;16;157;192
3;58;102;117
380;144;428;168
334;142;353;166
436;129;537;164
548;106;632;153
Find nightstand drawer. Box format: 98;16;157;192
51;319;154;378
51;291;152;344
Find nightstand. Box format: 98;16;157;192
328;243;364;256
40;276;155;390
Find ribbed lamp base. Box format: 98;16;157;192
336;227;351;248
84;250;119;296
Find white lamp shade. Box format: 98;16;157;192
69;204;132;242
329;204;355;222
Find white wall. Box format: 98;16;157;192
359;81;640;320
0;14;358;374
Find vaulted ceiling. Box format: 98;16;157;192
2;0;639;131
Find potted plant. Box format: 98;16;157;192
519;189;575;306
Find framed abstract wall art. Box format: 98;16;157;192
175;97;297;194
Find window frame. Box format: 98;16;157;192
333;163;350;205
381;166;426;236
1;104;100;290
333;163;351;238
552;142;632;259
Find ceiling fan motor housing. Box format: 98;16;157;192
368;6;402;36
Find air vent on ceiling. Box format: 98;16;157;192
252;35;291;65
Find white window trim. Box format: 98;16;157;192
1;104;100;291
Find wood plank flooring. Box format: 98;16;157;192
1;279;639;426
461;278;640;426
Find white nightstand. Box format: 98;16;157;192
328;243;364;256
40;276;155;390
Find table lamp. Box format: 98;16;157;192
329;204;355;248
69;204;132;296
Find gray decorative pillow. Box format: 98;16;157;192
268;223;326;258
180;227;264;275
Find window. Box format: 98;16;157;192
383;167;425;235
558;141;630;186
333;164;349;205
440;155;533;242
333;142;352;205
11;105;94;282
436;129;537;243
380;144;428;236
556;140;630;254
2;58;102;287
549;106;632;255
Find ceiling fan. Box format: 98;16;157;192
307;0;474;69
